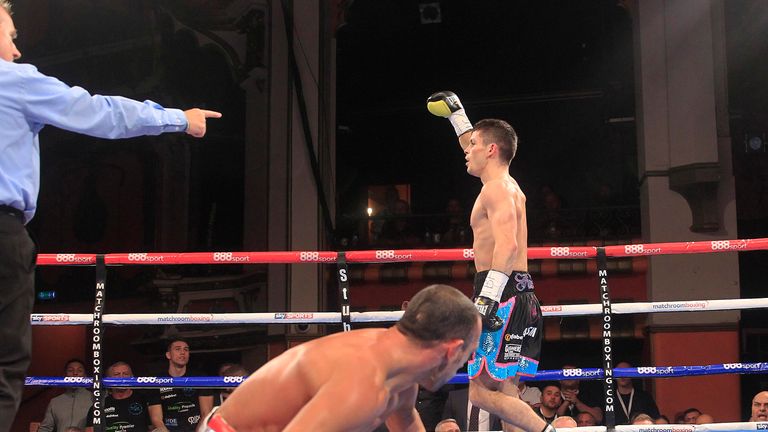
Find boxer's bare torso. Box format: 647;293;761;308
216;323;480;432
470;176;528;273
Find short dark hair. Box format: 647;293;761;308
166;338;189;352
474;119;518;163
683;408;701;416
396;284;478;346
64;358;86;371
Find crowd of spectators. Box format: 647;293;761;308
32;349;768;431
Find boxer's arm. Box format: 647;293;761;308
198;394;214;420
384;385;426;432
482;182;519;273
148;404;169;432
427;91;472;151
458;132;472;152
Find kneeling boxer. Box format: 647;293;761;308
198;284;481;432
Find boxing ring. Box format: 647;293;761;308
25;237;768;431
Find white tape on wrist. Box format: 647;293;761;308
448;109;473;137
479;270;508;302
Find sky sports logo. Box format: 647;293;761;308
274;313;314;319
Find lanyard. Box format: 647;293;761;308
617;389;635;420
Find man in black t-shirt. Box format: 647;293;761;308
147;339;213;431
86;362;150;432
614;361;660;425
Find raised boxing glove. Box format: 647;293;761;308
426;91;473;137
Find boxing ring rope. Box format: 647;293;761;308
27;297;768;325
35;237;768;265
27;237;768;431
24;362;768;388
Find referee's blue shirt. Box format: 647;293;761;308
0;60;188;223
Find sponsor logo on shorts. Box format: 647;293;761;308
523;326;537;338
503;344;521;361
505;334;523;341
514;273;534;291
482;334;495;355
165;419;178;427
188;415;201;425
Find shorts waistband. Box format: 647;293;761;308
0;205;24;224
475;270;534;293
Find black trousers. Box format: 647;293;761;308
0;211;36;432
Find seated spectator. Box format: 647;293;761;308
673;411;686;424
631;413;655;425
576;412;597;427
39;359;92;432
552;416;577;428
519;381;542;408
86;361;150;432
695;413;714;424
557;364;603;424
442;385;501;431
214;364;249;407
434;418;461;432
379;199;420;246
750;391;768;422
655;414;670;424
614;361;660;425
682;407;701;424
534;383;562;423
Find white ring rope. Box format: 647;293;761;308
30;297;768;325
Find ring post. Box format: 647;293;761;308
337;251;351;332
91;255;106;432
597;247;616;430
